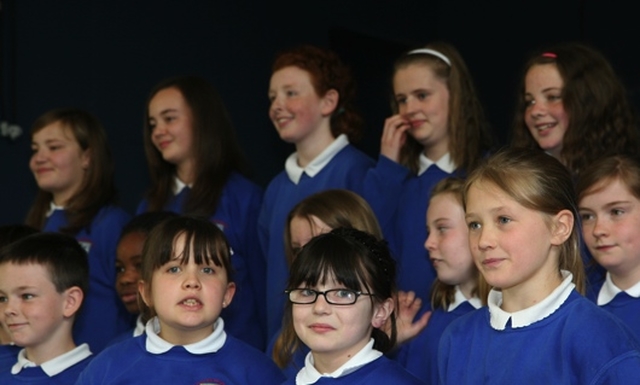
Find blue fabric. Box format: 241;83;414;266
588;281;640;342
137;172;266;349
438;290;640;384
280;356;425;385
0;345;21;372
258;145;374;340
75;334;285;384
43;205;133;353
0;349;91;385
396;303;476;384
266;327;308;379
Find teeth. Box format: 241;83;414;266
182;299;199;306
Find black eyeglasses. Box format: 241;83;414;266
285;288;374;305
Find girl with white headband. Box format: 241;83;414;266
367;42;493;308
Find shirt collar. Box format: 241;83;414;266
45;201;65;217
285;134;349;184
418;152;456;175
598;272;640;305
133;315;145;337
144;316;226;355
448;285;482;312
296;338;381;385
12;343;92;377
488;271;574;330
172;175;190;195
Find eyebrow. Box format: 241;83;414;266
579;200;633;210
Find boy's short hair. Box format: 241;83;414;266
0;232;89;296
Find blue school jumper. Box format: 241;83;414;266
396;288;481;384
282;340;424;385
365;154;455;304
137;171;265;349
259;136;374;339
0;345;21;372
438;274;640;384
44;205;133;353
75;318;285;385
0;344;92;385
589;273;640;341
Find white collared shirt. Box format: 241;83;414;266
597;272;640;305
296;338;382;385
45;201;65;217
133;315;145;337
488;271;575;330
418;152;456;176
12;343;92;377
448;285;482;312
144;317;227;354
172;175;191;195
285;134;349;184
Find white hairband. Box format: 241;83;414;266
407;48;451;66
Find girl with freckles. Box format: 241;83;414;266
437;148;640;385
75;216;285;385
280;227;424;384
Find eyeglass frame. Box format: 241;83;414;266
285;288;375;305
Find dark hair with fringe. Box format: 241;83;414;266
271;45;363;142
142;76;248;217
273;227;396;369
576;155;640;203
139;216;234;319
512;42;639;174
391;41;492;175
26;108;117;235
463;147;585;294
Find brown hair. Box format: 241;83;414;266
576;155;640;202
512;42;639;174
463;147;585;294
272;45;363;141
142;76;248;217
391;42;492;174
283;189;382;265
26;108;116;235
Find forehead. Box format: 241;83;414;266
581;178;637;206
466;181;512;210
270;66;314;88
525;63;563;90
0;262;54;290
393;63;446;91
428;193;464;221
32;121;74;142
149;87;188;113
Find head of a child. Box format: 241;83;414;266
116;211;178;315
463;148;584;295
138;216;235;345
144;76;245;183
284;189;382;265
0;233;88;355
29;108;114;209
426;178;478;308
513;43;638;173
577;155;640;288
391;42;490;173
269;45;363;143
283;228;395;372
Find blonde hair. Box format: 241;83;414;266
463;147;585;294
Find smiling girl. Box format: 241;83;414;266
438;148;640;384
261;46;375;340
138;76;265;349
281;227;424;384
512;43;639;174
577;155;640;340
26;108;132;353
75;216;285;384
367;42;492;305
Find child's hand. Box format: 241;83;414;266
384;290;431;346
380;115;410;163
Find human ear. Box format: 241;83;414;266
138;280;152;308
80;149;91;170
371;297;394;329
320;89;339;116
222;282;236;308
550;209;574;246
62;286;84;318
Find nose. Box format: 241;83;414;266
270;95;283;115
529;99;546;118
31;148;46;164
424;232;436;252
475;227;495;251
119;267;139;285
592;217;608;238
2;298;17;318
311;292;331;315
182;270;201;290
402;96;419;117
